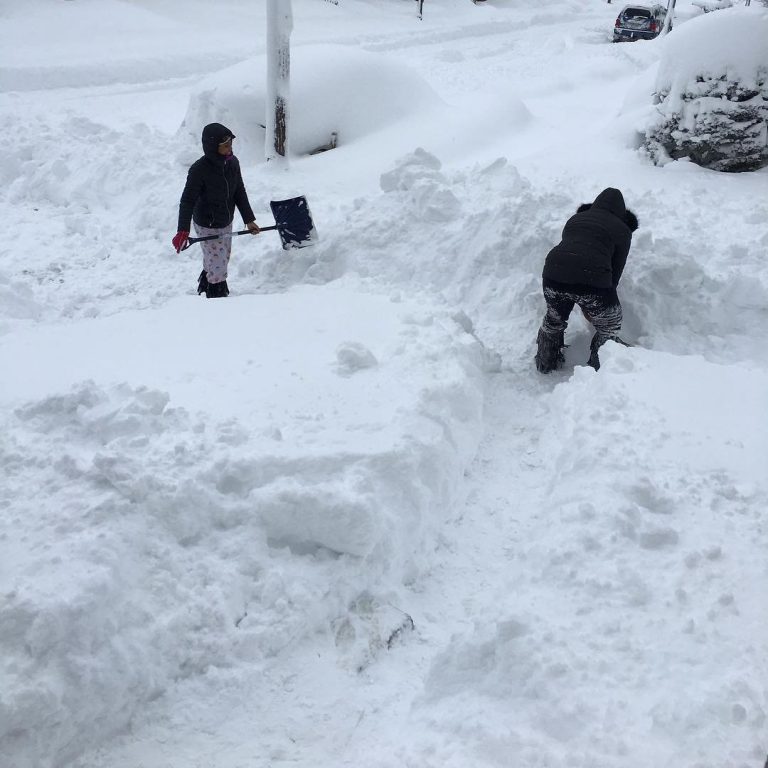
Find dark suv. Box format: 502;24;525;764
613;4;669;42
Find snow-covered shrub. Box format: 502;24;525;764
645;8;768;172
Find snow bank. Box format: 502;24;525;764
0;287;486;768
259;147;768;368
247;147;570;357
178;43;532;177
180;46;445;165
0;110;186;330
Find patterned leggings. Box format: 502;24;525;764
193;223;232;284
540;279;622;343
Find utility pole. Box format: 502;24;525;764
266;0;292;162
661;0;676;35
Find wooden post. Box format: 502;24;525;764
266;0;293;162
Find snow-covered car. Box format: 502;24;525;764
613;4;669;42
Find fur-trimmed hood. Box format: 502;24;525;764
577;202;639;232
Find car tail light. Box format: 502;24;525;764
615;18;620;26
650;21;657;31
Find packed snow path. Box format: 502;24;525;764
2;1;768;767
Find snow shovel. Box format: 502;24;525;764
182;196;318;251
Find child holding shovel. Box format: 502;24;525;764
172;122;260;298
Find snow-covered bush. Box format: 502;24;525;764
645;8;768;172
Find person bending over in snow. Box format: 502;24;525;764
172;123;260;298
535;187;638;373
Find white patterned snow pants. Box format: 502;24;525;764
194;223;232;284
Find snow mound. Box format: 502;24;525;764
0;271;43;329
336;341;378;375
180;46;445;164
0;286;486;768
256;147;768;368
250;148;571;360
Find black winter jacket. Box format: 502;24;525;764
542;187;639;290
177;122;256;232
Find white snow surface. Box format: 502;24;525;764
1;1;767;768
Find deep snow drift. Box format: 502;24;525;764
1;1;767;768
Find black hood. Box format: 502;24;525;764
201;122;236;159
575;187;638;231
592;187;626;218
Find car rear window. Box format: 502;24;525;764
623;7;652;16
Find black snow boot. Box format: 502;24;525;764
535;328;565;374
205;280;230;299
197;270;209;296
587;334;602;370
588;333;630;370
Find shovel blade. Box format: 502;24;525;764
270;196;319;250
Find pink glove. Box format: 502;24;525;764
172;230;189;253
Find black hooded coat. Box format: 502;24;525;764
542;187;639;290
177;123;256;232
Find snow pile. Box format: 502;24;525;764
0;288;486;768
0;110;184;329
646;7;768;170
242;148;568;356
251;147;768;368
179;44;532;177
180;46;445;165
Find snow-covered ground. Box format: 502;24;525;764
1;1;767;767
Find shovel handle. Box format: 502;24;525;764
181;225;278;250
